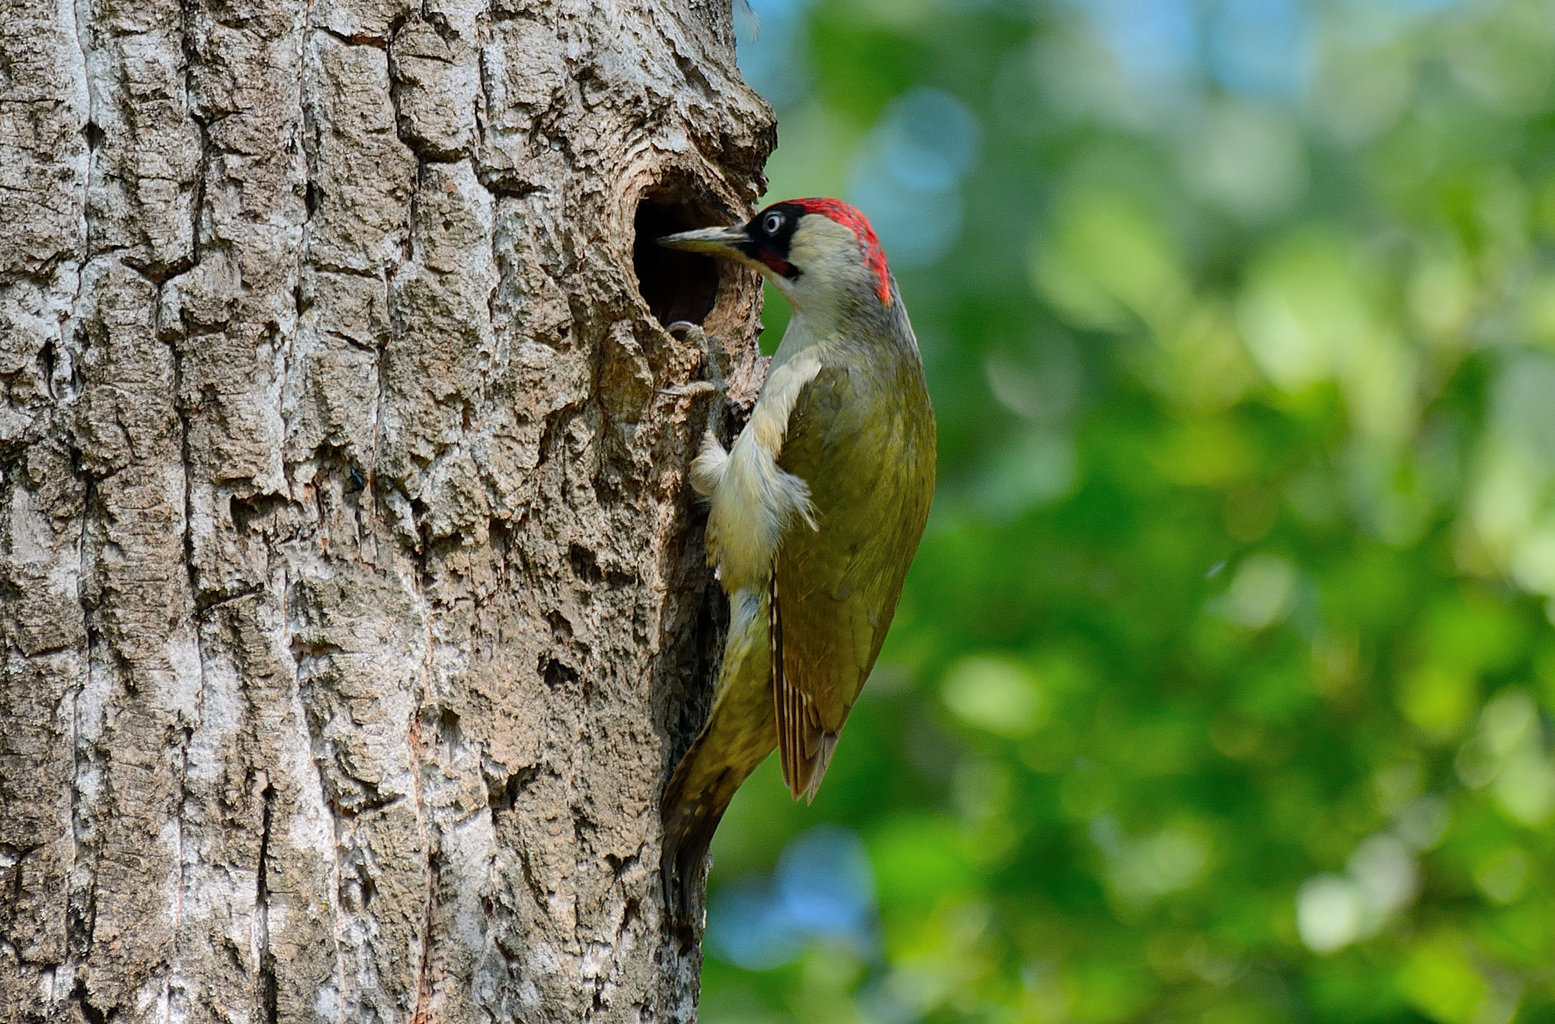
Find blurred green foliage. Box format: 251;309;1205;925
700;0;1555;1021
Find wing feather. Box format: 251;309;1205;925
770;351;934;804
772;567;843;801
771;572;793;791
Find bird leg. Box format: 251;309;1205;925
660;320;729;396
660;320;732;441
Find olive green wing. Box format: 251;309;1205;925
772;356;935;801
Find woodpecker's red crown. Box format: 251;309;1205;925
780;199;891;305
747;199;892;306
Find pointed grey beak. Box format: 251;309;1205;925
657;223;749;255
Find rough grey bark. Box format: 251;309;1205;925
0;0;773;1018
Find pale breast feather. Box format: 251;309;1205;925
701;350;823;595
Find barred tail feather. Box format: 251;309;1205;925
802;730;839;804
661;586;778;939
659;735;742;939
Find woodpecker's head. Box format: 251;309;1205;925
659;198;894;314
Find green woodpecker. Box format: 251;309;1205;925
657;198;937;925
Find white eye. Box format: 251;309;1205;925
762;211;784;235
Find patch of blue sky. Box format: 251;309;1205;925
735;0;815;108
1058;0;1199;91
775;825;877;944
847;88;981;268
709;825;878;970
1064;0;1472;102
876;89;982;193
709;876;804;970
1204;0;1314;100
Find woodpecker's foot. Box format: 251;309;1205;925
665;321;712;374
662;319;733;434
665;319;706;342
657;380;719;399
667;319;731;387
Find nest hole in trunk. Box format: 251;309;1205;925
633;181;736;330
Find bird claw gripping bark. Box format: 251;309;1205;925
660;320;733;452
658;320;728;400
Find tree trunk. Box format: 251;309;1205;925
0;0;773;1018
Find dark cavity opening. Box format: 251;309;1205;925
633;182;727;329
